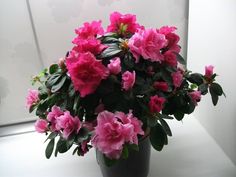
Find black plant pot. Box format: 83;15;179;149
96;137;151;177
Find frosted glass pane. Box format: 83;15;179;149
29;0;188;66
0;0;42;125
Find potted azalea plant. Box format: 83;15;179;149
26;12;224;177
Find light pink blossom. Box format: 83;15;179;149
26;89;39;109
122;71;136;91
128;29;167;62
205;65;214;78
35;119;48;133
47;106;64;132
92;110;144;159
149;95;166;113
66;52;109;97
57;111;81;139
108;57;121;75
92;111;125;159
171;71;183;88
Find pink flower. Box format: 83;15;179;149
165;33;180;53
92;110;144;159
171;71;183;88
57;111;81;139
115;111;144;144
107;57;121;75
128;29;167;62
153;81;169;92
128;30;143;62
26;89;39;109
107;12;141;35
72;39;107;55
158;26;177;35
66;52;109;97
149;95;166;113
205;65;214;78
189;91;202;106
47;106;64;131
35;119;48;133
164;51;177;67
92;111;125;159
122;71;136;91
74;20;104;39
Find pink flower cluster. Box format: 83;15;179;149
35;106;81;139
128;26;180;64
92;110;144;159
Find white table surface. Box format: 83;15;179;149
0;116;236;177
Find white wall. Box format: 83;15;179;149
0;0;189;125
188;0;236;165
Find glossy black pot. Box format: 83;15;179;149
96;137;151;177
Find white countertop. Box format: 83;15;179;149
0;116;235;177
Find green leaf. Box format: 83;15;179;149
44;132;58;143
46;73;61;88
175;53;186;65
29;104;37;113
51;76;67;93
49;64;59;74
56;138;68;153
156;113;174;119
150;123;167;151
174;111;184;121
72;147;78;155
45;138;55;159
100;44;122;58
147;116;157;127
198;83;208;95
121;145;129;159
187;73;204;85
159;118;172;136
210;83;223;96
209;87;219;106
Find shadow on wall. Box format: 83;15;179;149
0;77;9;102
47;0;85;23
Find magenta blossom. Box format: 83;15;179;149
158;26;177;35
149;95;166;113
164;51;177;67
107;11;141;35
72;38;107;55
171;71;183;88
122;71;136;91
74;20;104;40
128;29;167;62
47;106;64;132
108;57;121;75
57;111;81;139
189;91;202;106
153;81;169;92
66;52;109;97
35;119;48;133
205;65;214;78
26;89;39;109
